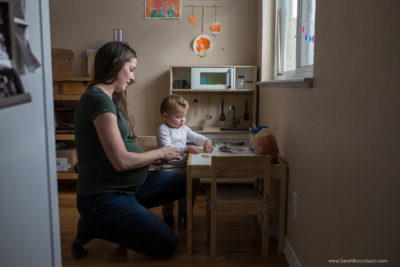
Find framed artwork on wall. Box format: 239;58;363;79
0;0;30;109
145;0;181;19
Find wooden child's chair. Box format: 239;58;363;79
208;155;271;257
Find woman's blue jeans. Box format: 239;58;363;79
76;170;186;258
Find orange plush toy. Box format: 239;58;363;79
254;128;280;164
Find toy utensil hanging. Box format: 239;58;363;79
193;5;213;57
210;5;222;35
219;95;225;121
188;6;198;25
205;94;212;120
193;96;198;117
244;97;249;121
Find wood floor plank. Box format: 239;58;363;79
58;183;289;266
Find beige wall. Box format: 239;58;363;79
51;0;400;265
259;0;400;266
49;0;258;136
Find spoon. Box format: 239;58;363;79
205;95;212;120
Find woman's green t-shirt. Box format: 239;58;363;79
74;87;148;195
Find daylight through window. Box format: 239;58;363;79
275;0;316;78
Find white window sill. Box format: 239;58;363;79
257;77;313;88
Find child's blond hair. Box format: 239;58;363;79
160;95;189;114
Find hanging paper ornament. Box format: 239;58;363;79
209;5;222;35
188;6;198;25
193;34;213;57
210;22;222;35
192;6;213;57
188;15;198;25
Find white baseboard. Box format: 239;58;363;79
284;238;302;267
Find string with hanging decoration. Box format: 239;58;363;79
184;4;222;57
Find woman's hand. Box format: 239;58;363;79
152;159;168;166
203;139;214;153
184;146;201;154
159;146;181;161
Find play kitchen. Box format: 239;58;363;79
170;66;257;145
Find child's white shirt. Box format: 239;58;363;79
157;124;208;157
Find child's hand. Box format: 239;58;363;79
203;140;214;153
185;146;201;154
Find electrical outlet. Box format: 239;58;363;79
292;192;298;220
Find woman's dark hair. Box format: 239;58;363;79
89;41;137;137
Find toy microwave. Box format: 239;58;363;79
191;67;235;90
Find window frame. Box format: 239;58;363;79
274;0;315;81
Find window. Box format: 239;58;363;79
275;0;316;79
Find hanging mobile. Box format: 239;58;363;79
193;5;213;57
210;5;222;35
188;6;198;25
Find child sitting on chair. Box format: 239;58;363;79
157;95;213;227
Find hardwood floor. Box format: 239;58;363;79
58;182;289;266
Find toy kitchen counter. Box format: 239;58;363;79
190;126;250;146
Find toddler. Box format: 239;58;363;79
157;95;213;226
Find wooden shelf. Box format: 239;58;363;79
54;95;81;101
172;89;254;94
55;134;75;141
53;76;92;101
54;107;76;111
57;172;77;180
53;77;88;180
53;76;91;82
188;126;250;134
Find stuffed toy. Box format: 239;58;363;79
254;128;280;164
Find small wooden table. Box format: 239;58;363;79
186;149;288;254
